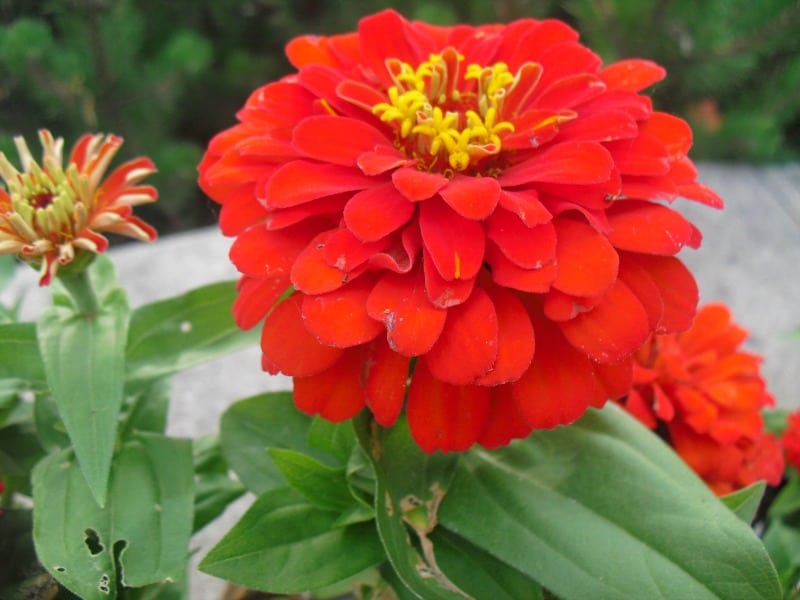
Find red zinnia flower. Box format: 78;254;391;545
782;411;800;471
199;10;722;452
0;130;157;285
620;303;783;494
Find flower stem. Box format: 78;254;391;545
59;268;100;317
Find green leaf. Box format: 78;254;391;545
431;528;543;600
308;416;357;464
200;487;384;593
438;405;782;600
268;448;355;513
192;435;245;533
769;473;800;519
763;518;800;592
119;379;171;438
37;282;129;506
32;432;193;598
0;254;15;291
33;392;69;452
0;323;46;383
354;414;464;600
220;392;331;494
721;481;766;524
125;281;257;382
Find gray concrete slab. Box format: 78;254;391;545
2;162;799;598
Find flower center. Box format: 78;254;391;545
373;48;520;175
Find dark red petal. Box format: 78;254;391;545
594;358;634;400
607;200;701;255
293;351;366;421
600;59;666;92
485;242;557;293
486;209;557;269
392;167;449;201
230;222;317;277
439;174;501;220
260;294;343;376
622;389;658;429
423;249;476;308
407;361;491;453
625;254;698;334
426;287;498;385
497;189;552;227
617;255;663;330
476;286;535;386
419;199;485;281
552;218;619;296
264;160;374;208
233;275;290;330
301;275;383;347
343;182;415;242
291;231;354;294
366;269;447;356
512;317;595;429
499;141;614;187
477;386;533;449
558;279;651;363
364;338;410;427
293;116;388;166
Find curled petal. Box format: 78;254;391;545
233;275;290;330
392;167;449;201
439;174;500;220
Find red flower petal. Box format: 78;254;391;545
512;317;595;428
593;358;634;400
407;361;491;453
364;338;410;427
439;174;501;220
368;223;421;274
486;209;557;269
499;141;614;187
425;286;499;385
293;116;389;166
321;227;391;271
543;289;600;322
301;275;383;347
291;231;354;294
423;249;476;308
600;59;666;92
366;269;447;356
617;255;663;330
485;242;557;293
607;200;701;255
392;167;449;201
343;182;415;242
264;195;348;231
357;145;409;175
233;275;290;330
477;387;533;449
260;294;343;376
264;160;374;208
218;189;267;236
497;189;552;227
231;222;317;277
358;10;432;89
557;110;639;143
293;350;366;421
533;73;607;111
625;254;698;334
605;135;670;176
419;199;485;281
558;279;651;363
552;218;619;297
476;286;535;386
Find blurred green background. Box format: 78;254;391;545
1;0;799;236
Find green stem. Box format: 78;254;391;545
59;267;100;317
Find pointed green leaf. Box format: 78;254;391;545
125;281;257;382
721;481;766;524
32;432;193;598
220;392;331;494
768;473;800;519
200;487;384;593
354;414;464;600
438;405;782;600
37;284;128;506
0;323;45;383
308;416;357;464
268;448;355;512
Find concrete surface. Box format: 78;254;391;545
2;162;799;598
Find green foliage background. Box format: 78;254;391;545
1;0;798;236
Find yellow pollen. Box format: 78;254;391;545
453;252;462;280
373;49;518;173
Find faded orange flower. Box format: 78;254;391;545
200;10;721;452
0;130;157;285
620;303;783;494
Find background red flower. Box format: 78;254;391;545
619;303;783;494
199;9;721;452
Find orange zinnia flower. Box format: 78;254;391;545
620;303;783;494
0;130;157;285
199;10;722;452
